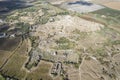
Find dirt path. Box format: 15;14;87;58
79;56;86;80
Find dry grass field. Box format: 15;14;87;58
0;38;53;80
0;37;22;68
91;0;120;10
103;2;120;10
67;65;79;80
80;59;103;80
0;40;28;80
26;60;53;80
0;50;11;67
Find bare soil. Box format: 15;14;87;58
91;0;120;10
103;2;120;10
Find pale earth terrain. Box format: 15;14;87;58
0;0;120;80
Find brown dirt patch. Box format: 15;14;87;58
103;2;120;10
26;60;53;80
80;59;103;80
0;50;11;67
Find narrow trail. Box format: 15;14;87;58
79;56;86;80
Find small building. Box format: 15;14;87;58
49;17;55;22
9;34;15;38
52;51;58;56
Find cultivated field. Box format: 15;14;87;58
0;50;11;67
0;37;21;68
0;40;28;80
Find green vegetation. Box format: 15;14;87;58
72;29;88;39
57;11;69;15
21;7;38;12
111;40;120;45
56;37;70;44
92;8;120;19
86;47;108;58
95;48;108;57
55;37;75;50
15;22;30;33
74;63;80;68
25;52;40;70
39;15;49;24
104;39;120;46
25;63;33;70
25;60;39;70
0;75;5;80
29;36;39;47
6;15;19;21
92;8;120;25
64;61;79;68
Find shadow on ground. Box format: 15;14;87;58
68;1;93;6
0;0;32;14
